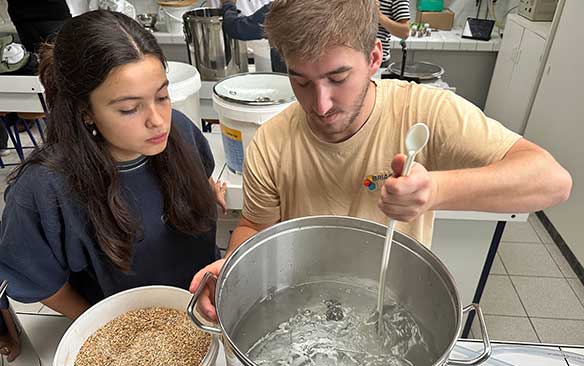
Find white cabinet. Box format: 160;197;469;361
484;14;551;134
524;0;584;265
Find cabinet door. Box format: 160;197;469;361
485;19;525;130
524;0;584;265
505;28;546;133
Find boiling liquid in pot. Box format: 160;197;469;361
235;281;435;366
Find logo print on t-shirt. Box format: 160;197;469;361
363;172;391;192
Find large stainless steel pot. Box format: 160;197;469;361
189;216;491;366
183;8;248;81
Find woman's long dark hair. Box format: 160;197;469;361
9;10;216;271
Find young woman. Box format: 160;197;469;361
0;10;225;321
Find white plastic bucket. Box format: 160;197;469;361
248;39;272;72
161;4;193;34
53;286;219;366
167;61;202;129
212;73;295;174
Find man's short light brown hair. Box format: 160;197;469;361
265;0;379;63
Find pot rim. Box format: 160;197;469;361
213;215;464;366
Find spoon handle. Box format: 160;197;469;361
377;150;417;335
402;150;417;176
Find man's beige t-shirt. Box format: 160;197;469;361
242;79;521;247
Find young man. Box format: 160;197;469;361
191;0;572;320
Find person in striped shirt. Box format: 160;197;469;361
377;0;411;67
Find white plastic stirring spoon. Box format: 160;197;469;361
377;123;430;336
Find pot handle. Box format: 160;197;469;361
187;272;223;335
447;303;491;365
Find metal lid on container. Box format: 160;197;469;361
183;7;223;22
213;72;296;106
387;61;445;80
157;0;196;7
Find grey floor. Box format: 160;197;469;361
1;131;584;347
469;215;584;345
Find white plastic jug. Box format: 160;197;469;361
167;61;202;129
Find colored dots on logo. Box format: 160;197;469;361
363;176;377;191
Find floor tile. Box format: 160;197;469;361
529;214;554;244
568;278;584;306
8;300;43;314
499;243;563;277
501;221;542;243
531;318;584;345
480;275;526;316
489;253;506;275
545;244;578;279
471;315;539;343
512;276;584;319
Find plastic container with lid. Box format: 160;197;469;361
167;61;202;129
158;0;197;34
212;73;296;174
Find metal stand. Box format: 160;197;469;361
462;220;507;337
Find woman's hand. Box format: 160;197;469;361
210;178;228;215
189;259;226;321
0;309;21;362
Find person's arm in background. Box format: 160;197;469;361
221;0;270;41
378;14;410;39
378;0;411;40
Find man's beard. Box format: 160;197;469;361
311;78;372;136
344;77;372;130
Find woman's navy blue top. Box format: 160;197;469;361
0;110;218;309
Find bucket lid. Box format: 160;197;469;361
157;0;196;7
388;61;444;80
213;72;296;106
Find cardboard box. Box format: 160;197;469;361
416;9;455;30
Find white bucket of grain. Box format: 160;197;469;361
213;72;295;174
53;286;219;366
167;61;202;129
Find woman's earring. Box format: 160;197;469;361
85;121;98;137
